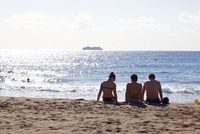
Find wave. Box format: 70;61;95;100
37;88;78;93
46;78;76;84
0;76;5;82
162;84;200;94
37;89;61;92
33;84;200;95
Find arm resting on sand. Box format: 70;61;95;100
159;83;163;101
142;83;146;101
139;84;143;102
97;85;103;101
125;84;129;103
113;84;118;103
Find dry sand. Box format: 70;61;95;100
0;96;200;134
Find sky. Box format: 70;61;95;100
0;0;200;51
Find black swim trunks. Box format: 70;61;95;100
146;98;161;104
103;98;113;102
128;99;140;104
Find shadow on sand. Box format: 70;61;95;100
103;101;147;108
128;102;148;108
101;101;169;108
145;102;169;107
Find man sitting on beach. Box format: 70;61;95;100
97;72;118;103
142;74;163;104
125;74;142;104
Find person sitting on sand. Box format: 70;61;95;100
142;74;163;104
125;74;142;104
97;72;118;103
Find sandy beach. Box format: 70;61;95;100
0;96;200;134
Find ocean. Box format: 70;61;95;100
0;50;200;103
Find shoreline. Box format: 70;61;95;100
0;96;200;133
0;94;198;104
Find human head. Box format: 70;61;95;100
131;74;138;82
109;72;116;81
149;73;155;80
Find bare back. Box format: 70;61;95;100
101;81;116;98
144;80;161;99
126;83;142;101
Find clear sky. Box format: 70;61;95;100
0;0;200;51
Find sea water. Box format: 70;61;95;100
0;50;200;103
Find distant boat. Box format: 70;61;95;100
82;46;103;50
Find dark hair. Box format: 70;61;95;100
109;72;116;79
149;73;155;79
131;74;138;82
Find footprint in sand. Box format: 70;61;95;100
49;126;58;130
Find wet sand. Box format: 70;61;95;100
0;96;200;134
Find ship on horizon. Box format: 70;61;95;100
82;46;103;50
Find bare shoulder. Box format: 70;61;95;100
144;81;149;85
126;83;132;86
138;83;142;87
126;83;132;89
155;80;161;84
113;82;116;87
101;81;107;86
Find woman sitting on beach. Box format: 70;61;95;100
125;74;142;104
97;72;118;103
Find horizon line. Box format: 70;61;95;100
0;49;199;52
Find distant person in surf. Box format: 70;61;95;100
27;78;30;83
21;78;30;83
97;72;118;103
142;74;163;104
125;74;142;104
